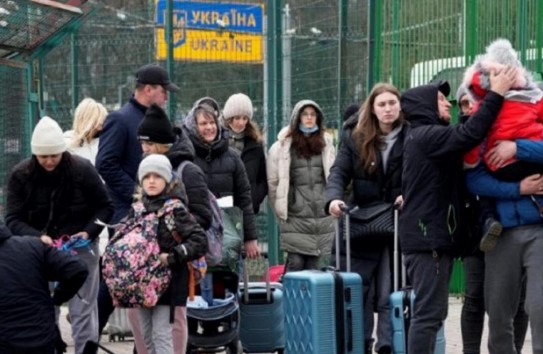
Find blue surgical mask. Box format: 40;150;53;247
298;124;319;134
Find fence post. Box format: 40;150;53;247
265;0;283;266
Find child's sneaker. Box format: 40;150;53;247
479;217;503;252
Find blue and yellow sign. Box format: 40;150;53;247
155;1;264;63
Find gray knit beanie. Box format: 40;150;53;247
223;93;253;120
138;154;172;184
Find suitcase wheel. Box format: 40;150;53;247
227;339;242;354
108;334;126;342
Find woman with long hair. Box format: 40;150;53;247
63;98;107;165
267;100;336;271
325;83;406;354
222;93;268;214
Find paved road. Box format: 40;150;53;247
59;297;532;353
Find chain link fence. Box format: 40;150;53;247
1;0;542;268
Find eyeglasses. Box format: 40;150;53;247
301;112;317;117
530;195;543;218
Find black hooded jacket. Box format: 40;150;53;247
165;128;212;230
0;222;87;349
400;81;504;255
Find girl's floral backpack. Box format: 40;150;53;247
102;199;206;308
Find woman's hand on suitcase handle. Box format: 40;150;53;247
244;239;261;259
329;199;347;217
394;195;404;210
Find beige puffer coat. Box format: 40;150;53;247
266;100;336;256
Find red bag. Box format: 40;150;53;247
267;264;286;282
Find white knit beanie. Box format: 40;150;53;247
223;93;253;120
31;116;67;155
138;154;172;184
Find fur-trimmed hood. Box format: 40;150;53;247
463;38;539;101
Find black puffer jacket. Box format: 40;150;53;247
325;124;405;210
166;128;212;230
400;81;504;255
130;179;207;306
0;222;87;349
185;128;258;242
6;153;113;240
238;137;268;214
183;99;258;242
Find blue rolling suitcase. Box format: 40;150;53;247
390;208;446;354
283;210;364;354
238;255;285;353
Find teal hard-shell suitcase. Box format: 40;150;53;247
283;210;364;354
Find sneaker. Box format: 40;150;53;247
479;218;503;252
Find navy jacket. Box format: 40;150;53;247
96;96;147;223
467;139;543;228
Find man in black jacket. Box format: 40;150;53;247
0;221;88;354
398;67;516;354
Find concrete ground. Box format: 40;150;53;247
59;296;533;354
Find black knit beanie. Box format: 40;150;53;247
138;103;176;144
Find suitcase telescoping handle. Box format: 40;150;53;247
242;251;271;304
393;204;404;292
334;204;352;273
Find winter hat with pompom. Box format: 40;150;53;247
462;38;535;100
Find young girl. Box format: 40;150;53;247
133;154;207;354
463;39;543;251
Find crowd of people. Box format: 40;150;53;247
1;37;542;354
